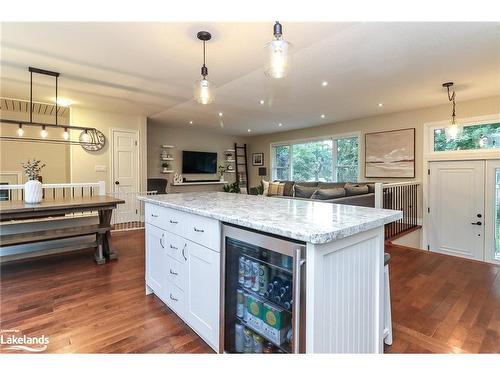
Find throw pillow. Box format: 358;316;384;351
262;180;270;196
268;182;285;196
367;183;375;193
344;183;369;196
294;184;317;198
311;188;346;200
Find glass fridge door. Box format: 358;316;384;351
222;224;305;354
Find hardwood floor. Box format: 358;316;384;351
385;243;500;353
1;230;499;353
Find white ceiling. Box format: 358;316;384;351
1;22;499;135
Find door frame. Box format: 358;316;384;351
109;128;141;224
422;113;500;261
485;160;500;265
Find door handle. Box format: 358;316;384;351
471;221;482;226
115;181;120;185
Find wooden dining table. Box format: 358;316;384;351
0;195;125;263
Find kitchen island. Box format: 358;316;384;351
138;192;402;354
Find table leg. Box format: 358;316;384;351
99;208;118;261
94;232;106;265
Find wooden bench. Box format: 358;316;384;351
0;224;111;264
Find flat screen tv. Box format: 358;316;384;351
182;151;217;174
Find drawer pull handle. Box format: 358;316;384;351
151;213;158;217
169;269;178;276
193;227;204;233
170;244;178;250
182;243;187;261
169;294;178;302
169;220;178;224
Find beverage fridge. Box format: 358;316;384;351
221;224;306;353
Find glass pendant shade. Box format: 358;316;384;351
63;128;70;140
194;78;215;105
444;120;462;140
265;38;292;79
17;125;24;136
41;126;48;138
81;130;91;143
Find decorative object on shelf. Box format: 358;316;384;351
21;159;45;204
0;67;101;146
194;31;215;105
162;162;172;174
79;129;106;151
218;165;227;182
173;173;183;184
265;21;292;79
252;153;264;166
365;128;415;178
442;82;462;140
227;164;234;171
223;182;241;194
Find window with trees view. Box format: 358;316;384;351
433;122;500;152
271;136;359;182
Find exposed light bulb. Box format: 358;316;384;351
445;120;462;140
63;128;69;140
81;130;91;143
265;22;292;79
194;78;214;105
278;123;283;127
247;129;252;133
321;114;326;119
17;124;24;137
41;126;48;138
259;99;265;105
322;81;328;87
189;120;193;125
218;112;223;117
378;103;384;107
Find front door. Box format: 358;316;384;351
112;129;139;224
428;160;485;260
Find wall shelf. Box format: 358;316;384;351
161;157;174;161
162;145;175;148
161;170;174;174
173;181;227;186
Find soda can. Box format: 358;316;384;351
251;261;260;292
235;323;244;353
253;333;263;353
236;289;244;318
244;259;252;288
243;328;253;353
238;256;245;284
258;264;269;295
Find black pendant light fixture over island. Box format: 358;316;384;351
194;31;215;105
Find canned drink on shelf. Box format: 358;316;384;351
236;289;244;318
243;292;250;322
243;328;253;353
258;264;269;295
244;259;252;288
235;323;244;353
238;256;245;284
253;333;263;353
251;261;260;292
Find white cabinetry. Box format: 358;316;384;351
144;203;220;352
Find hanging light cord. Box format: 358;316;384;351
446;85;456;123
201;40;207;78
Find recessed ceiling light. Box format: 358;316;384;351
378;103;383;107
320;114;326;119
247;129;252;133
259;99;265;105
278;123;283;127
218;112;223;117
321;81;328;87
189;120;193;125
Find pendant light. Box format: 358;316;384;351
442;82;462;140
194;31;215;105
265;21;292;79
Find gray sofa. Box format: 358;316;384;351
251;181;376;208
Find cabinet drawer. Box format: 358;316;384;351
164;231;188;263
165;281;186;317
145;204;185;236
184;214;221;251
166;256;187;291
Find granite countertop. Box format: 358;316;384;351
138;192;402;244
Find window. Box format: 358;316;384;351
433;122;500;152
271;135;359;182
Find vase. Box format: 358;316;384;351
24;179;43;204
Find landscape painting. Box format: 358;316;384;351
365;128;415;178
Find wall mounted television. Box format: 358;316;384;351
182;151;217;174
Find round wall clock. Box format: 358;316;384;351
79;129;106;151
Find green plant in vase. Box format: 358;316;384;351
21;159;46;204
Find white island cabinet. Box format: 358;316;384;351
139;192;402;354
144;203;220;351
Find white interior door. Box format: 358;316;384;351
428;160;484;260
485;160;500;265
112;129;139;224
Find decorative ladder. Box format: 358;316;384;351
234;143;249;194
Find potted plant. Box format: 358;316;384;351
21;159;46;204
223;182;241;193
162;162;170;173
218;165;226;182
